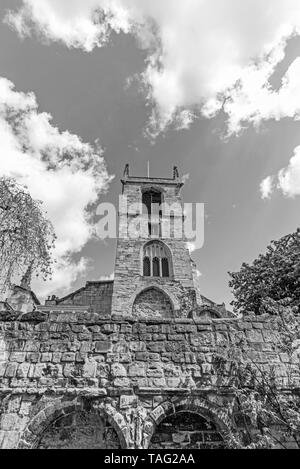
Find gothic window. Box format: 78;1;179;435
162;257;169;277
143;257;151;276
142;241;172;278
142;189;162;237
153;257;160;277
142;190;162;215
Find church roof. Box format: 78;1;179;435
54;280;113;316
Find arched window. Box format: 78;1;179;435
153;257;160;277
142;241;172;278
143;257;151;276
161;258;169;277
142;189;162;237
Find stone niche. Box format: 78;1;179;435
132;287;173;318
37;410;120;449
149;411;225;449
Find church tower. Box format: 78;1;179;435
111;165;199;318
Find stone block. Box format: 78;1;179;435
5;363;17;378
61;352;76;362
119;353;132;363
129;341;146;352
16;362;30;378
83;360;97;378
111;363;127;377
113;377;130;388
0;414;18;431
135;352;148;361
52;352;62;363
147;342;165;353
0;362;7;377
128;363;146;377
41;353;52;362
246;330;263;342
80;342;92;353
95;341;112;353
26;352;40;363
119;395;137;409
147;364;163;377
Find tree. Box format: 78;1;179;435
0;176;56;294
229;229;300;315
214;299;300;449
225;232;300;447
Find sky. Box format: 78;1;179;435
0;0;300;308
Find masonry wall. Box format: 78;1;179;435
57;281;113;316
0;308;294;449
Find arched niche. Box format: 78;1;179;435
132;286;174;318
36;409;121;449
18;401;129;449
149;410;225;449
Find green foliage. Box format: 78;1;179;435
229;229;300;314
0;176;56;293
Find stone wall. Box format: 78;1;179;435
57;281;113;316
0;307;294;449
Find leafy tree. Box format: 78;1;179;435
0;176;56;293
229;229;300;315
214;298;300;449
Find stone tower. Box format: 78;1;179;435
111;165;198;319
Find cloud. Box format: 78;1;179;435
223;54;300;135
98;273;114;281
261;146;300;198
186;242;196;254
5;0;300;134
260;176;275;199
0;77;113;298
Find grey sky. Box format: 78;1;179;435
0;0;299;308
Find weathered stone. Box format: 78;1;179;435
119;395;137;409
128;363;146;377
135;352;148;361
111;363;127;378
27;352;40;363
113;377;130;387
5;363;17;378
83;360;97;378
61;352;76;362
94;341;112;353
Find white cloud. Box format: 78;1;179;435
260;176;275;199
223;55;300;135
98;273;114;281
195;269;202;279
278;148;300;196
260;146;300;198
5;0;300;134
186;242;196;254
0;77;113;298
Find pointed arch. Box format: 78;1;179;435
142;396;233;449
130;284;180;315
18;400;129;449
141;240;173;278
